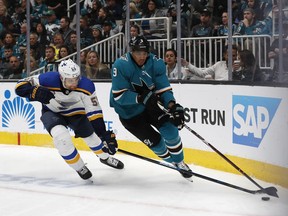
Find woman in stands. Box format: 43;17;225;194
82;50;110;79
141;0;165;39
35;22;50;46
91;24;103;43
164;48;203;80
23;56;39;77
233;49;263;81
58;44;70;60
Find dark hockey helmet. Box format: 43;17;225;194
129;36;150;52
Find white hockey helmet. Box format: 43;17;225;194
58;59;80;79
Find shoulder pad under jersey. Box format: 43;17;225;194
76;76;96;95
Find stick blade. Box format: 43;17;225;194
264;187;279;198
256;187;279;198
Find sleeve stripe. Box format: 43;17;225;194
155;86;172;94
88;113;104;121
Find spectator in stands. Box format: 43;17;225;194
189;0;213;27
183;45;241;81
43;9;61;40
268;22;288;83
246;0;266;20
80;16;94;48
167;0;191;38
67;31;77;54
235;7;272;60
190;8;214;38
130;24;141;39
233;49;263;81
23;56;39;77
216;12;237;37
213;11;237;61
38;46;56;71
0;32;20;59
237;0;271;22
35;22;50;46
105;0;123;21
133;0;145;14
58;44;70;60
87;0;103;26
0;4;13;34
58;16;73;46
234;8;272;35
80;49;89;71
141;0;166;39
95;6;115;27
0;45;12;78
0;5;14;36
50;33;65;60
129;1;142;21
102;20;115;39
10;2;27;35
0;0;7;7
31;0;48;27
120;1;142;35
189;8;215;67
164;48;203;80
6;55;23;79
1;45;13;63
91;25;103;43
82;0;94;14
82;50;110;79
17;23;27;55
29;32;46;62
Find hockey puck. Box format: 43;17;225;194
261;197;270;201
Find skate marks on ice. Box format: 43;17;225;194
0;145;287;216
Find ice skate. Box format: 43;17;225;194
77;165;92;180
174;161;193;178
100;156;124;169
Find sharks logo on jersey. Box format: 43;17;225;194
132;78;155;94
232;95;281;147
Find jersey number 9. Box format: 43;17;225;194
112;68;118;77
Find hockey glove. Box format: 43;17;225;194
137;89;160;111
169;103;185;130
102;130;118;155
30;86;55;104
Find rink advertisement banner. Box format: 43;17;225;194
0;82;287;168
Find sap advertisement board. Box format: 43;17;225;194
0;82;287;168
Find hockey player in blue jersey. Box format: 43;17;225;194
15;59;124;180
110;36;192;178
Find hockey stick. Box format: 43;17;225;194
157;102;279;198
182;124;278;197
118;148;274;196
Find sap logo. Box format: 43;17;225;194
232;95;281;147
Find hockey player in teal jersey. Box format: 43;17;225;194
110;36;192;178
15;59;124;180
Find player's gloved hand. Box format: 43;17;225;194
101;130;118;155
30;85;55;104
137;89;160;111
169;103;185;130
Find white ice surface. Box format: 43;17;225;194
0;144;287;216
